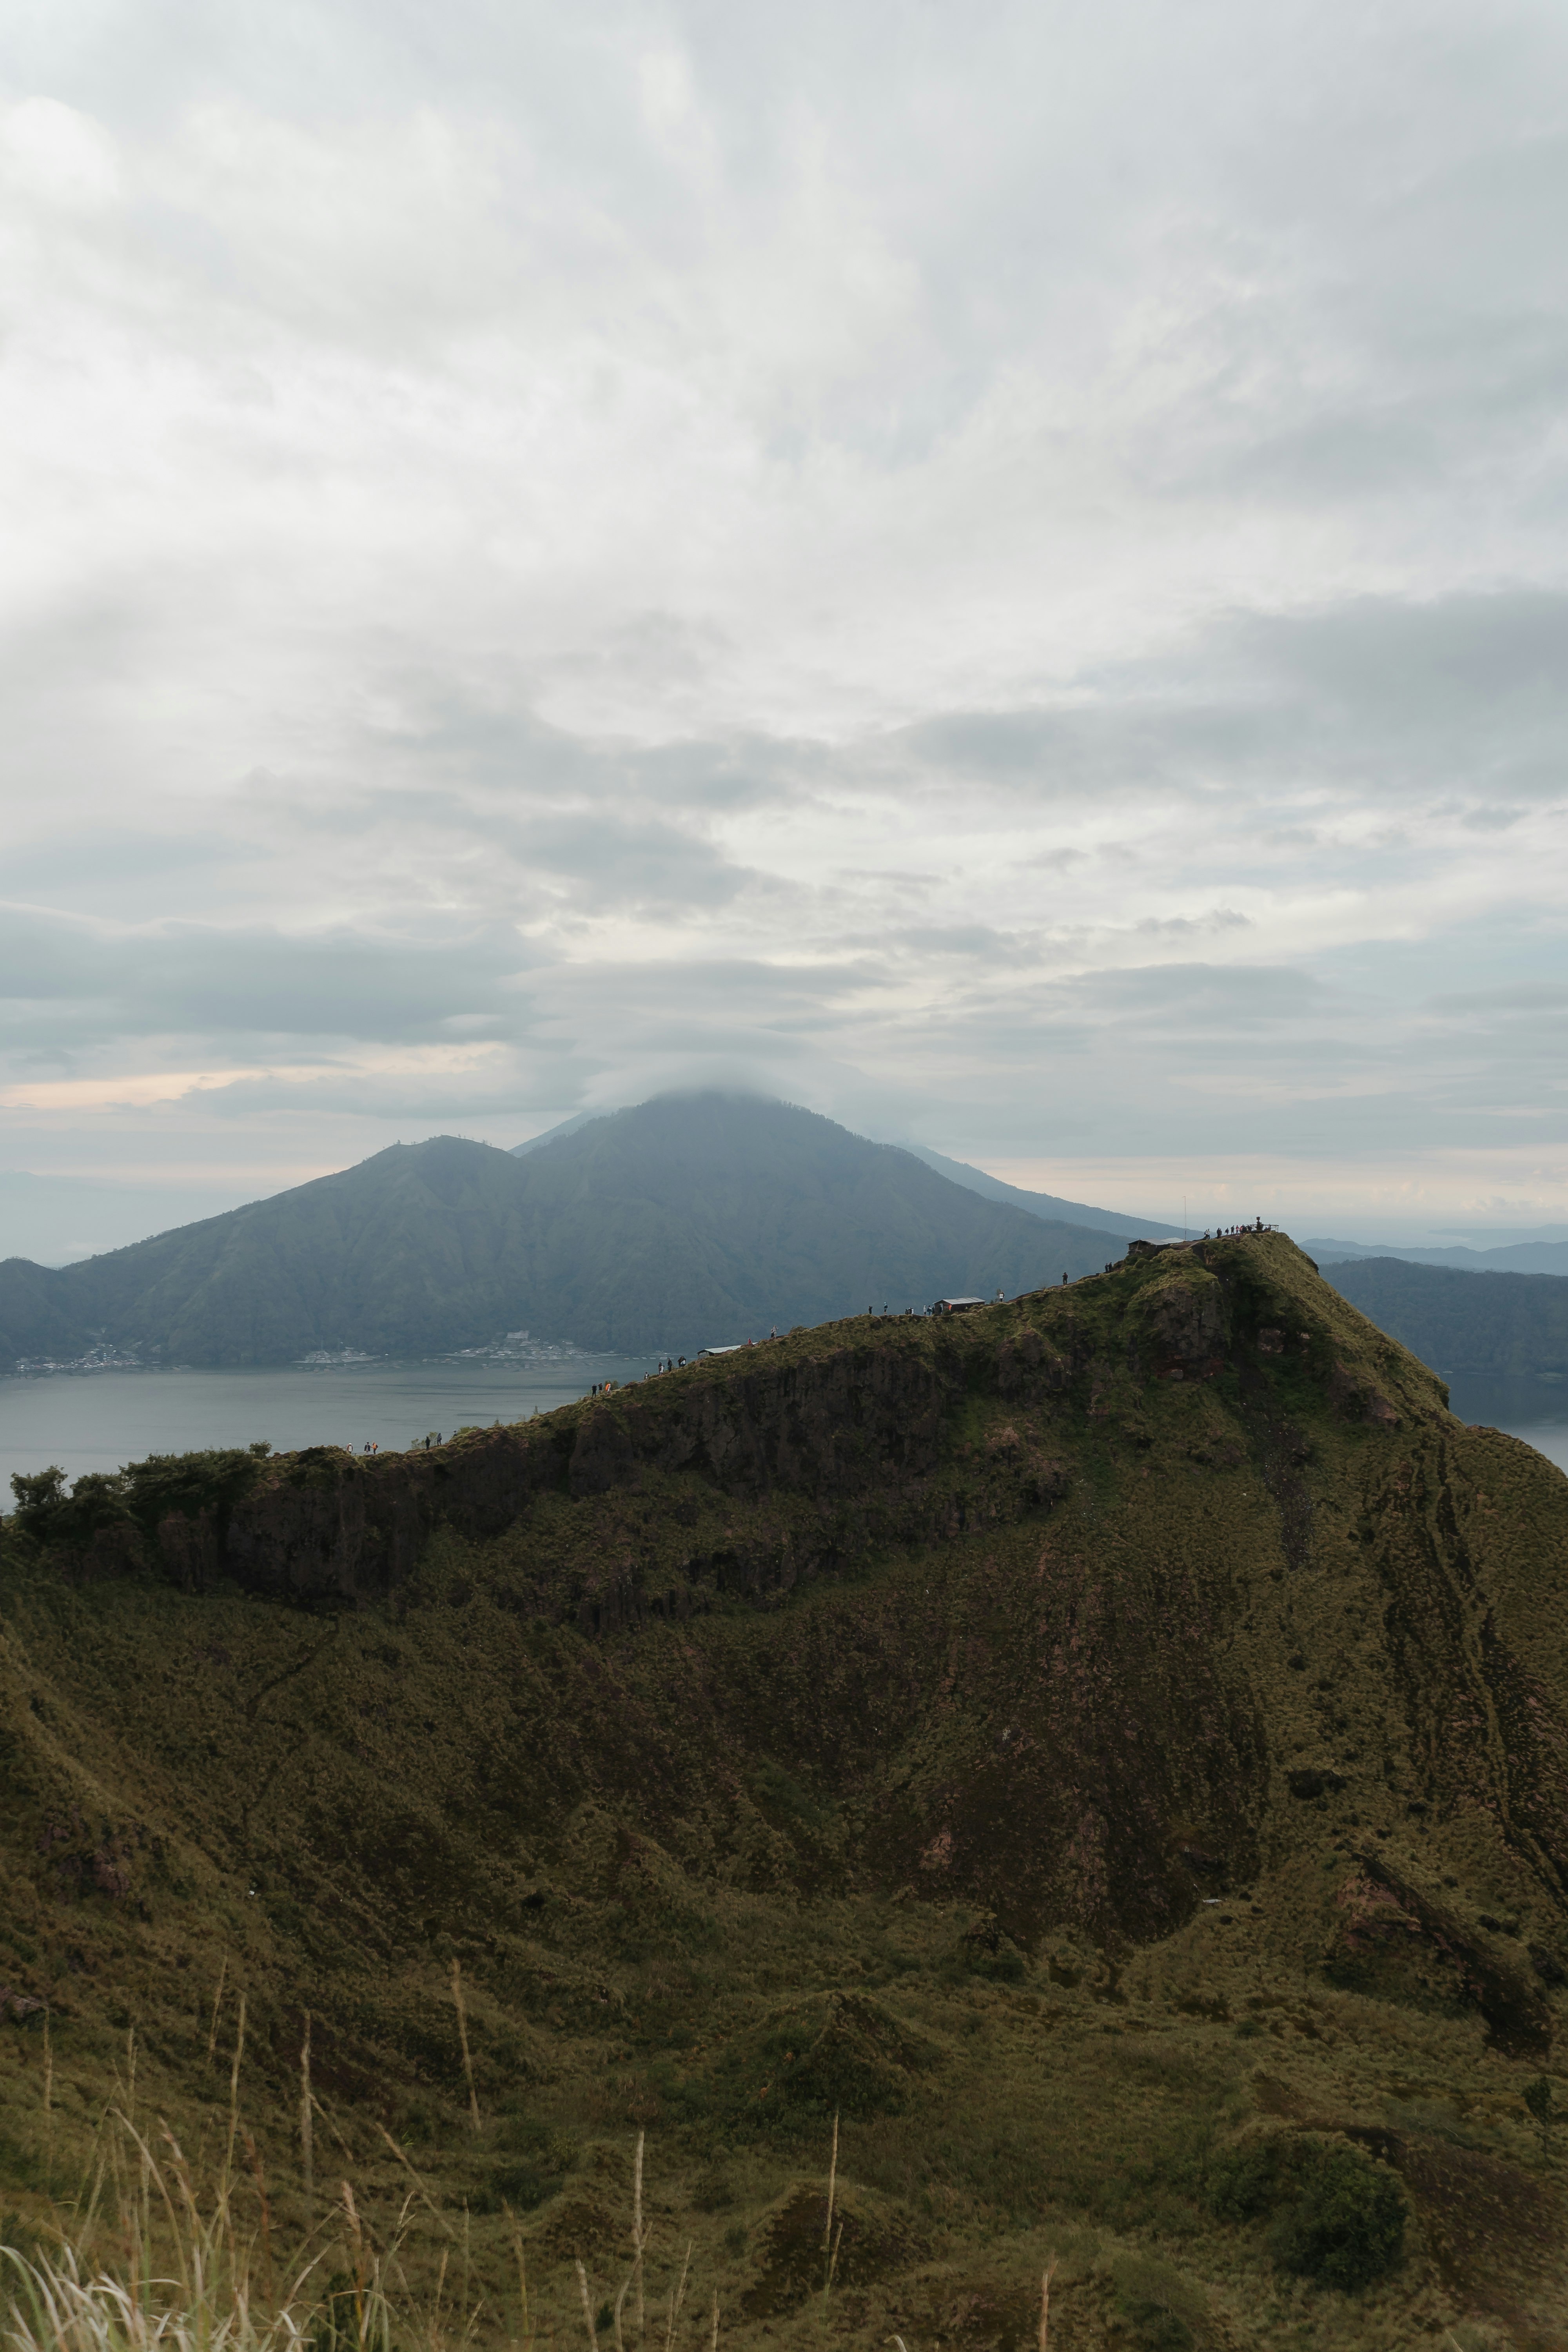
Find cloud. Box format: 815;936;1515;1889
0;908;534;1051
0;0;1566;1226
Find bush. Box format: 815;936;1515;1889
8;1446;272;1560
1116;2298;1193;2352
1207;2132;1405;2292
1205;2136;1291;2221
9;1466;131;1548
1268;2141;1405;2292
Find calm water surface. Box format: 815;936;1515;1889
2;1363;1564;1499
1444;1374;1568;1477
0;1354;659;1494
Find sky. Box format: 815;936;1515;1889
3;0;1567;1259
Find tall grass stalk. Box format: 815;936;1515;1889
824;2220;843;2308
0;2112;384;2352
298;2011;312;2220
632;2128;645;2342
451;1960;481;2135
9;2114;715;2352
241;2132;274;2306
821;2111;840;2307
375;2125;455;2242
662;2242;691;2352
225;1995;247;2179
508;2209;532;2352
574;2257;598;2352
206;1959;227;2066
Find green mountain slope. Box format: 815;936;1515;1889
1326;1254;1568;1377
4;1234;1567;2342
0;1095;1128;1367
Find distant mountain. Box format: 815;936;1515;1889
514;1118;1182;1240
902;1145;1184;1239
1323;1257;1568;1379
1311;1236;1568;1276
0;1094;1134;1367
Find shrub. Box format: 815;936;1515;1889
1207;2132;1405;2292
1267;2141;1406;2291
1205;2135;1292;2221
9;1466;131;1548
1115;2296;1194;2352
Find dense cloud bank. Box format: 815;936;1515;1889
2;0;1566;1246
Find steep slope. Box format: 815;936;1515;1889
4;1234;1567;2345
492;1094;1124;1351
0;1136;534;1367
0;1096;1126;1367
1326;1254;1568;1377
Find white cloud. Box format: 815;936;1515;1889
0;0;1566;1235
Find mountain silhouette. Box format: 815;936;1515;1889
0;1093;1131;1365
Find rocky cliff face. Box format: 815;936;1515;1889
98;1237;1265;1608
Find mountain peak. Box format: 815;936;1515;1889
0;1094;1135;1365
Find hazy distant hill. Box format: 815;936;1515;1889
0;1094;1131;1367
903;1144;1184;1239
1324;1256;1568;1378
1311;1234;1568;1276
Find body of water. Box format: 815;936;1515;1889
1444;1373;1568;1477
2;1361;1563;1506
0;1352;659;1495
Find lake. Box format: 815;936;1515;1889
1;1361;1563;1504
1444;1374;1568;1477
0;1352;659;1495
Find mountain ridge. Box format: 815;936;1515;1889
1323;1252;1568;1378
901;1142;1185;1237
1311;1234;1568;1275
4;1231;1567;2336
0;1096;1135;1367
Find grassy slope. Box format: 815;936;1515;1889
1325;1255;1568;1379
2;1234;1567;2350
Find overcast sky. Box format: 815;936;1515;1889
3;0;1567;1256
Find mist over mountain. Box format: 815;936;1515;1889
0;1094;1134;1368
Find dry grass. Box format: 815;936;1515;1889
1;2109;748;2352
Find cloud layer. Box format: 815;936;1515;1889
2;0;1566;1247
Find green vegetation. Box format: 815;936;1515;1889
9;1445;272;1552
2;1232;1567;2347
1207;2134;1406;2290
